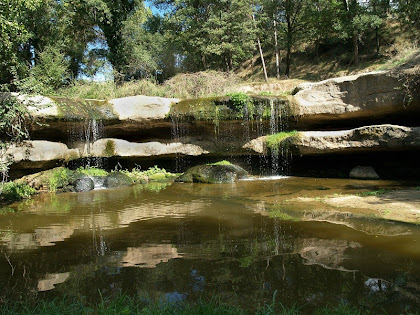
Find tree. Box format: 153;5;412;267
305;0;341;62
275;0;309;77
155;0;256;72
0;0;42;86
336;0;382;66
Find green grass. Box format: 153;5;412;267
0;182;36;202
122;166;177;184
75;166;109;177
266;131;299;149
358;189;388;197
0;294;373;315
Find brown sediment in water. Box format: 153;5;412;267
293;188;420;224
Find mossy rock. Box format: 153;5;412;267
104;172;133;188
73;177;95;192
176;164;248;183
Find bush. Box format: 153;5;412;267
75;166;108;177
48;168;74;192
1;182;36;202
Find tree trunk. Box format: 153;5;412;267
285;19;292;78
376;27;380;55
257;38;269;82
352;33;359;66
201;54;207;70
273;17;280;79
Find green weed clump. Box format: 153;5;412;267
358;189;388;197
48;168;74;192
122;166;177;183
0;182;36;202
266;131;299;149
75;166;108;177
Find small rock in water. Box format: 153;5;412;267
74;177;95;192
349;166;380;180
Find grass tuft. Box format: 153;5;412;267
266;131;298;149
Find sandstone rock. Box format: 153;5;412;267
110;95;179;121
291;125;420;155
349;166;380;180
176;164;248;183
293;70;420;125
73;177;95;192
1;141;80;168
104;172;133;188
89;138;208;158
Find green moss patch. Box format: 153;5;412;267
266;131;299;149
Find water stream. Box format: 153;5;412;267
0;177;419;313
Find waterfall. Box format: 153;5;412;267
68;118;105;168
171;115;190;172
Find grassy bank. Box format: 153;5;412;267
0;294;379;315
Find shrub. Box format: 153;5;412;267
0;182;36;202
48;168;74;192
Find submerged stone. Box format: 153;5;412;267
176;164;248;183
104;172;133;188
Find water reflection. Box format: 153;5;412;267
0;178;419;313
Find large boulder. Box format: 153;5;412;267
104;172;133;188
176;163;248;183
349;166;380;180
293;70;419;122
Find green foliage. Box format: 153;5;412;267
0;294;374;314
103;140;116;157
75;167;108;177
0;181;36;202
17;45;70;94
266;131;298;149
48;168;74;192
0;92;31;183
358;189;388;197
122;166;176;184
227;92;251;111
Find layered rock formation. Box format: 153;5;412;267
4;67;420;178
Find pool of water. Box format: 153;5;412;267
0;177;419;312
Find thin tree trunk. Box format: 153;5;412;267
352;33;359;66
376;27;380;55
257;38;269;82
252;5;268;82
273;18;280;79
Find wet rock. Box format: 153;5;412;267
176;164;248;183
349;166;380;180
104;172;133;188
73;177;95;192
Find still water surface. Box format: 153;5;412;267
0;177;419;312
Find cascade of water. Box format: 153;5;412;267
171;115;190;172
68;118;105;168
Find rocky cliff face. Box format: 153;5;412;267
5;67;420;178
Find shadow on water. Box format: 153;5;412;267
0;177;419;313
